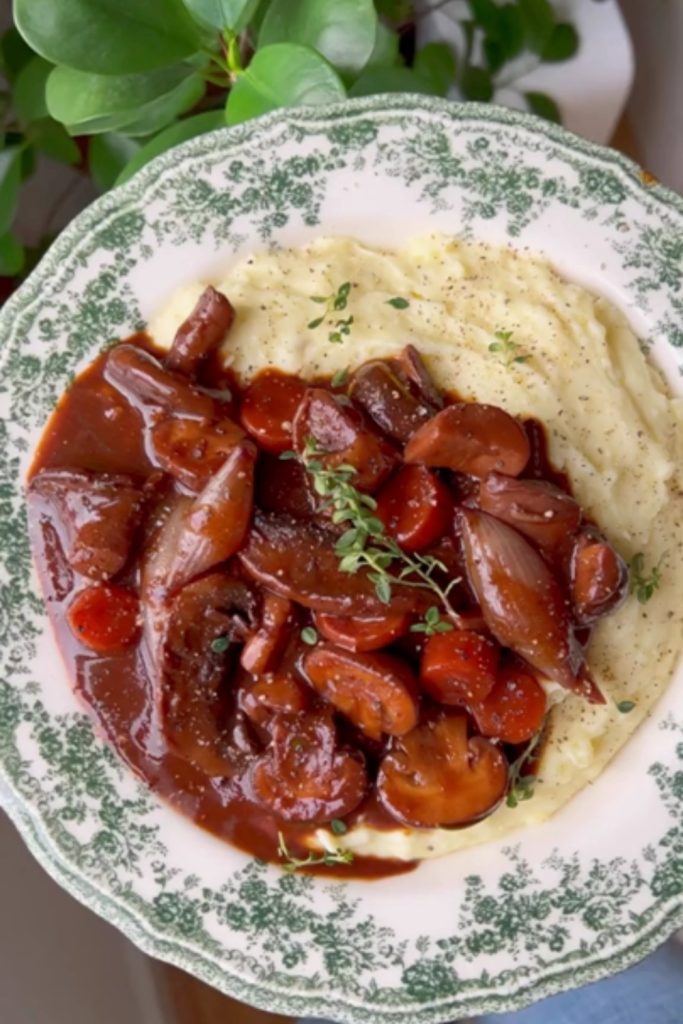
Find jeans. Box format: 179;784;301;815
300;939;683;1024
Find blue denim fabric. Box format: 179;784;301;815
299;940;683;1024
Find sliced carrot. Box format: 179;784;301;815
67;584;140;652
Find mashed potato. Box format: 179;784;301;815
149;236;683;859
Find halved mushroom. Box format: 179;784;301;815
155;572;258;775
238;672;311;729
238;512;419;615
302;643;419;740
404;403;530;478
570;529;628;624
349;361;433;444
240;592;295;675
105;344;216;424
457;508;598;700
479;472;581;554
248;711;367;822
292;388;396;492
377;712;508;828
28;467;144;580
165;286;235;379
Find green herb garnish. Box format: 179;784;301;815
295;438;460;613
489;329;530;365
386;296;410;309
616;700;636;714
210;635;231;654
308;283;355;343
331;367;350;388
410;605;455;636
629;552;665;604
277;832;353;873
301;626;318;645
330;818;348;836
506;730;543;808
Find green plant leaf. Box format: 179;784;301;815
226;43;346;125
542;22;579;62
468;0;501;36
363;20;400;72
483;37;505;73
0;231;25;276
116;111;224;184
182;0;259;30
46;63;203;135
14;56;52;124
14;0;202;75
414;43;456;96
461;65;494;102
0;26;34;80
32;120;81;163
348;66;435;97
498;4;525;59
0;146;23;235
259;0;377;77
525;90;561;123
518;0;555;55
89;133;140;190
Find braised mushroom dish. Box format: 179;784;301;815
26;271;645;876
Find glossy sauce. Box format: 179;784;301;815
28;336;585;879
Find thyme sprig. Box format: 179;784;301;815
489;329;530;365
629;552;665;604
285;439;460;615
308;282;355;344
277;832;353;873
506;730;543;808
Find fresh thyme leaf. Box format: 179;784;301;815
277;832;353;873
489;329;530;366
410;604;455;635
308;283;355;339
387;296;410;309
506;730;543;808
296;438;461;619
331;366;350;388
279;449;298;461
629;551;665;604
301;626;318;645
616;699;636;714
330;818;348;835
210;635;231;654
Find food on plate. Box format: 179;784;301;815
26;236;682;873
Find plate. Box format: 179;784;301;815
1;96;681;1023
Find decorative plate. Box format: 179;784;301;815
1;96;681;1023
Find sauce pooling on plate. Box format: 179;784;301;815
26;286;629;876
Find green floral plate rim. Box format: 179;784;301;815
0;95;681;1023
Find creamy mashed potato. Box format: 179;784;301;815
149;236;683;859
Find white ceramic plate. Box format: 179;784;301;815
1;97;681;1023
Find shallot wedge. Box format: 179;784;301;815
104;344;215;423
458;508;603;702
165;285;235;379
349;361;433;443
479;472;581;554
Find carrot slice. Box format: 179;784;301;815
67;584;140;652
